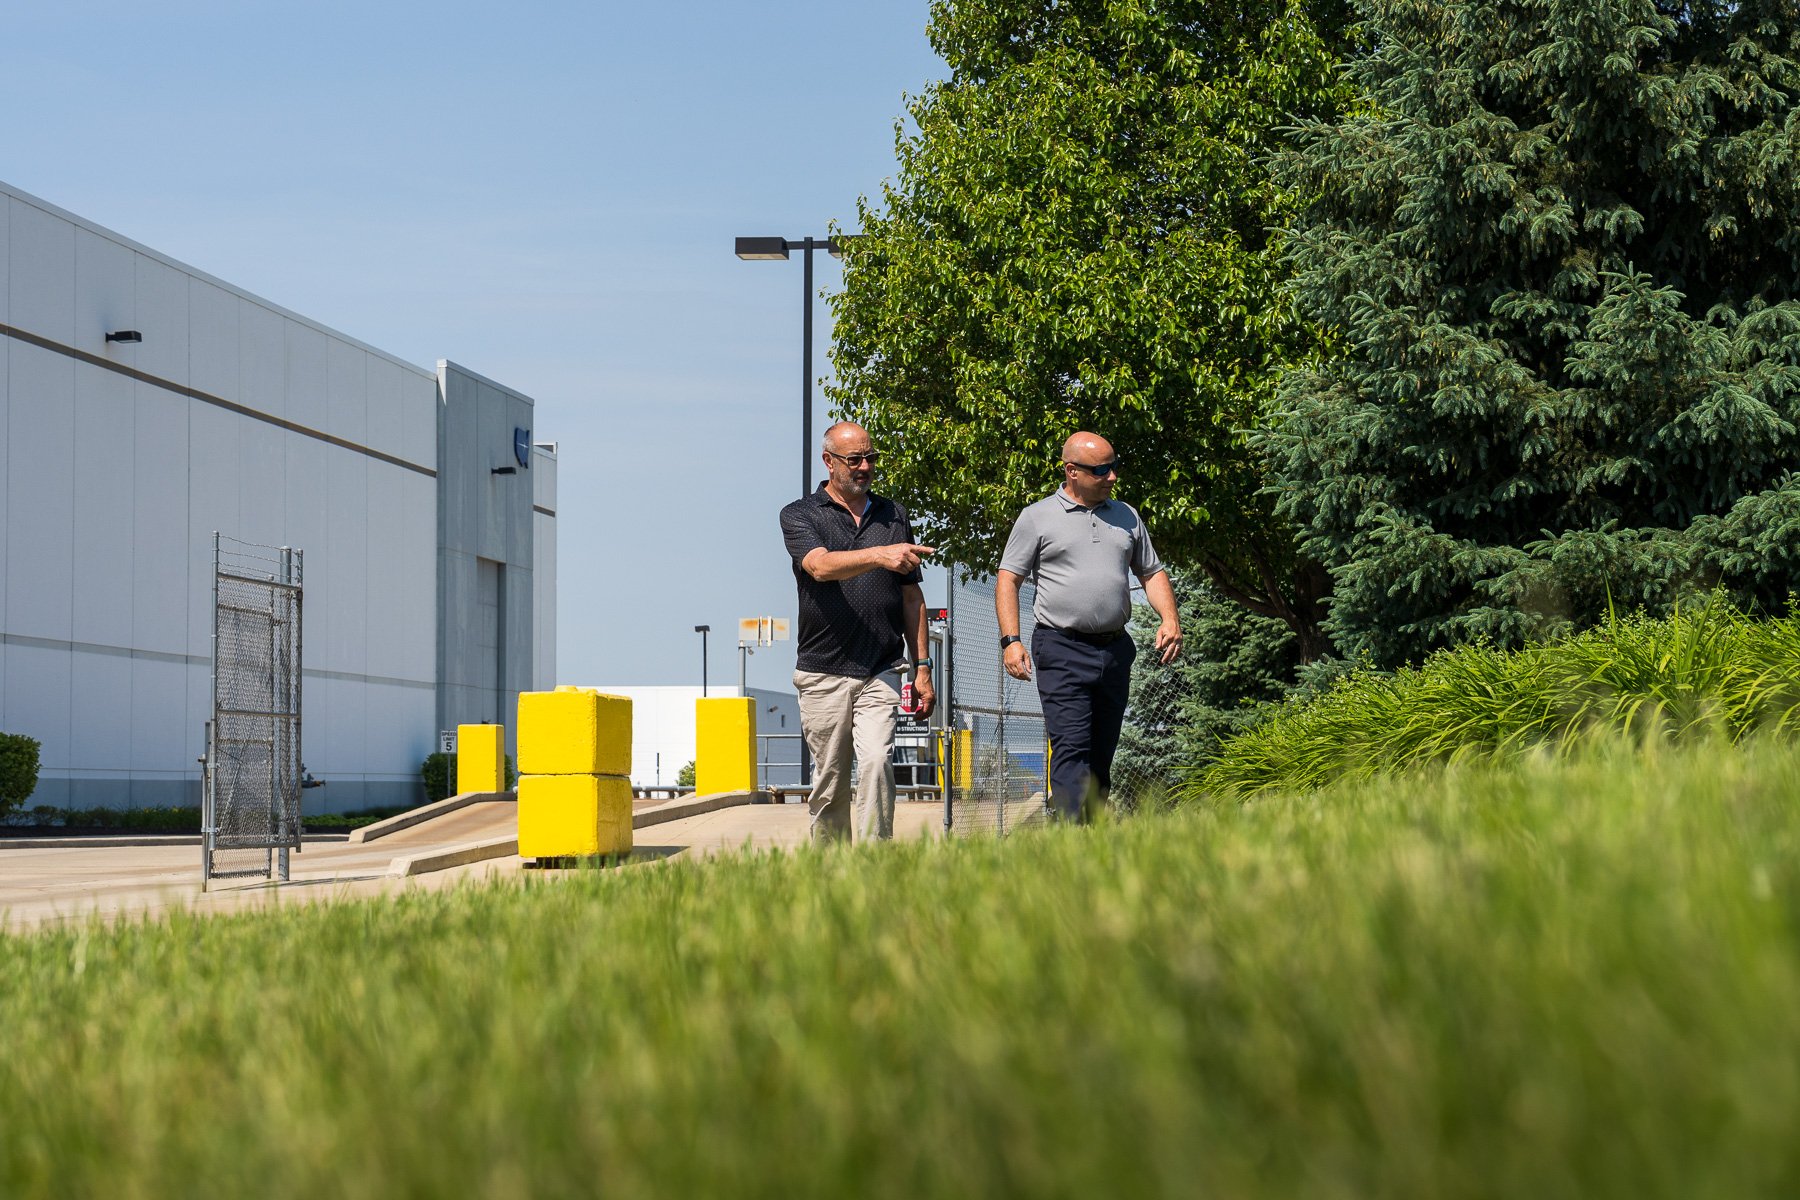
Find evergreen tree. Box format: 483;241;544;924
1267;0;1800;667
1114;569;1310;798
829;0;1352;658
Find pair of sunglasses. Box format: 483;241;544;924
1065;459;1119;478
827;450;882;467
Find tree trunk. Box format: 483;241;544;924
1199;551;1334;664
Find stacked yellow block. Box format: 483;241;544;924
456;724;506;793
516;687;634;859
694;697;757;795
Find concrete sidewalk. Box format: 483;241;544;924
0;795;945;932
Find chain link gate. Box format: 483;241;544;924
941;570;1194;835
941;568;1052;836
202;534;304;889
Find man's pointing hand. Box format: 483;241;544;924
876;543;935;573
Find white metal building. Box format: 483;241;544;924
599;686;803;790
0;180;555;813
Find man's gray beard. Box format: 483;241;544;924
839;476;871;499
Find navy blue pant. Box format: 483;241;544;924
1032;626;1136;823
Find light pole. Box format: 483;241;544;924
694;624;711;696
733;235;846;499
734;237;850;792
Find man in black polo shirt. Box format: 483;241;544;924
780;421;937;843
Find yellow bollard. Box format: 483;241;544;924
518;774;633;859
695;696;756;795
456;724;505;794
514;687;635;861
517;686;632;776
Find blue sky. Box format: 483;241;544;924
0;0;948;690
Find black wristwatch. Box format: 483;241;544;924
1000;634;1022;649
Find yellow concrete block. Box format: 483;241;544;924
457;724;505;794
517;686;632;777
517;774;633;859
696;696;756;795
941;729;972;791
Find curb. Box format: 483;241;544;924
0;833;350;850
389;836;519;877
630;789;766;829
350;791;514;843
393;790;767;876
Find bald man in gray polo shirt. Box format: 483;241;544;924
997;431;1181;822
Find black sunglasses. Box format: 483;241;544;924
1065;459;1119;478
827;450;882;467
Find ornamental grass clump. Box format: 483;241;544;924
1193;596;1800;798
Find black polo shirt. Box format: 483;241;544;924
780;485;922;677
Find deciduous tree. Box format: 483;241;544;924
829;0;1351;659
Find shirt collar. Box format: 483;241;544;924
1052;488;1110;513
815;483;881;518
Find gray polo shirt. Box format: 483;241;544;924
999;489;1164;634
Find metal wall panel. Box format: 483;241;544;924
187;278;240;400
130;380;189;654
327;338;367;445
10;199;74;342
71;364;135;648
283;320;328;432
132;253;189;385
6;345;74;640
74;226;134;356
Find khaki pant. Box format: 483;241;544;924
794;669;899;843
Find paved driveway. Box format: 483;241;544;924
0;797;946;932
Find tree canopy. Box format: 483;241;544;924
1266;0;1800;667
828;0;1352;658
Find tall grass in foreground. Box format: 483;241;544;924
7;741;1800;1197
1193;597;1800;798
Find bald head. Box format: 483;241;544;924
1063;431;1114;462
1059;430;1119;503
823;422;870;454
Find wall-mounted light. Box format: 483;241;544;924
105;330;143;344
491;466;517;475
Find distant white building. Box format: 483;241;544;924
596;686;802;789
0;179;556;813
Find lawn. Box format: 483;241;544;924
4;739;1800;1197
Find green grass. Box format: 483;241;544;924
1194;596;1800;798
6;740;1800;1196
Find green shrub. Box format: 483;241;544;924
676;760;696;788
65;806;200;832
1193;595;1800;799
0;732;41;818
421;752;518;803
420;752;452;803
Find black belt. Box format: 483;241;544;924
1043;625;1128;646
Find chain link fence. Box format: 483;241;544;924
203;534;304;888
943;572;1198;834
943;569;1050;835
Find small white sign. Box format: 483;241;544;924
739;616;794;646
439;730;457;754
